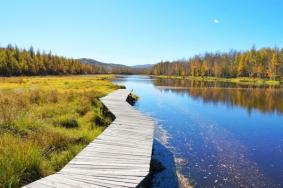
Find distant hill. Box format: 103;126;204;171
130;64;154;69
79;58;128;69
79;58;153;74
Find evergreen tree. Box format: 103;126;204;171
152;47;283;80
268;51;281;79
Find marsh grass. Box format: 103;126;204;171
0;75;119;187
126;93;139;105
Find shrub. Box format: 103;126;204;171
91;114;104;127
13;116;43;136
0;134;42;187
54;115;79;128
76;96;91;116
0;94;24;130
39;103;65;119
66;91;75;102
29;90;42;104
29;128;77;155
14;93;29;109
126;93;139;105
47;90;59;103
91;112;111;128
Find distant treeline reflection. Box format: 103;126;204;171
154;78;283;114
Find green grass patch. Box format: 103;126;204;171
0;75;119;187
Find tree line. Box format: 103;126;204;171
154;78;283;113
0;44;106;76
0;45;151;76
152;47;283;80
1;45;282;78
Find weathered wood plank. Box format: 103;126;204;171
23;89;154;188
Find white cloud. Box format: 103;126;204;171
213;19;220;24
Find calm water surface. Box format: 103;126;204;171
114;75;283;188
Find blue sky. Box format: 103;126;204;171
0;0;282;65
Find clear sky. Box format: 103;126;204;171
0;0;282;65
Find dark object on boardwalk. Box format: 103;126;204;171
126;91;139;105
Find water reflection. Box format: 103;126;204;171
114;76;283;188
154;78;283;114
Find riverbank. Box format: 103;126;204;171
153;75;282;86
0;75;120;187
25;89;154;188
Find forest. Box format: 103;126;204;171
0;45;149;76
152;47;283;80
0;45;102;76
1;45;283;80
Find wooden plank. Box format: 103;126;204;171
23;89;154;188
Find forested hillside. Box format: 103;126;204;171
80;58;152;74
0;45;101;76
0;45;150;76
80;58;132;74
152;47;283;80
1;45;283;79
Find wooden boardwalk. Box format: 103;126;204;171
23;89;154;188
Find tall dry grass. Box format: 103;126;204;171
0;75;119;187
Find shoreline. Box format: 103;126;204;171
152;75;282;86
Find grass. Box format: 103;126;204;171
154;75;282;86
0;75;121;188
126;93;139;105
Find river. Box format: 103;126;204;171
114;75;283;188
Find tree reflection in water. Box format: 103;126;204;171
154;78;283;114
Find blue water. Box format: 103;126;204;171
114;75;283;188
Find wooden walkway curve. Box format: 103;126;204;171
23;89;154;188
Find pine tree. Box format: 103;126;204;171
237;54;247;77
268;52;280;80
